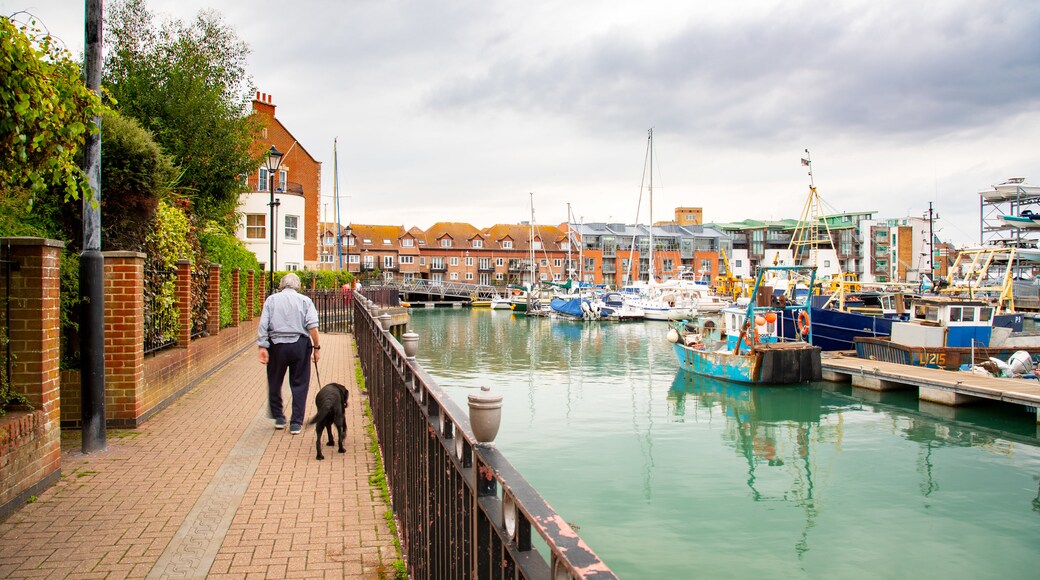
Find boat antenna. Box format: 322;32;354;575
789;149;843;297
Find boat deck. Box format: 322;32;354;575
821;352;1040;422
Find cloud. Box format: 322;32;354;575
424;1;1040;144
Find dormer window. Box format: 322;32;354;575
441;239;452;248
363;238;372;245
533;240;542;250
384;239;392;245
402;239;414;247
503;240;513;249
473;239;483;248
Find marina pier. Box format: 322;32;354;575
821;353;1040;422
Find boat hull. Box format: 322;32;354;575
854;337;1040;371
673;342;822;384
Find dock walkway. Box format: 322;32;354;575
0;333;398;579
822;352;1040;421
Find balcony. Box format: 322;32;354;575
430;263;447;272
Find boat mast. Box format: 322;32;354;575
529;192;536;288
334;138;342;269
648;128;654;285
789;149;843;293
566;202;573;281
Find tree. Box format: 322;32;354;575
97;109;177;250
104;0;260;230
0;14;103;205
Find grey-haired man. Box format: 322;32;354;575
257;273;320;434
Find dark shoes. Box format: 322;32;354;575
290;423;302;434
274;418;287;429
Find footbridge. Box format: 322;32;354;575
391;279;503;302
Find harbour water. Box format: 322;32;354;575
407;308;1040;579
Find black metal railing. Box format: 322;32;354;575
354;297;616;579
144;267;178;355
305;288;353;333
358;285;400;307
190;268;209;339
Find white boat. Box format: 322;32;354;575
998;210;1040;229
979;177;1040;202
490;296;512;309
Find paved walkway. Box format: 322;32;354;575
0;333;399;579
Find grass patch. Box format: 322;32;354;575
75;470;97;478
356;350;408;580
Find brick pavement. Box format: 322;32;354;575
0;333;399;579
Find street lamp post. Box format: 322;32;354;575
266;145;283;296
343;225;353;277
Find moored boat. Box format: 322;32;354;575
668;265;822;385
853;296;1040;370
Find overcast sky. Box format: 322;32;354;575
7;0;1040;245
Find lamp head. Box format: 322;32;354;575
266;145;283;172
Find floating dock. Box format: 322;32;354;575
821;353;1040;422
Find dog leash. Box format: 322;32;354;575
313;352;323;387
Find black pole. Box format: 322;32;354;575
928;201;935;280
269;172;275;296
81;0;106;453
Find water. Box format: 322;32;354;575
407;308;1040;579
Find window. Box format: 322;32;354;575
473;239;483;248
823;260;831;268
735;259;743;268
554;259;562;268
284;215;298;241
533;240;542;250
584;258;595;271
450;257;459;266
700;258;711;272
980;307;993;322
503;240;513;249
561;241;570;251
383;255;394;269
431;258;444;269
348;254;359;264
496;258;504;266
278;169;287;192
402;238;414;247
384;239;392;245
420;257;426;266
363;238;372;245
466;257;474;266
662;259;674;272
441;238;452;248
258;168;269;191
363;254;375;268
465;273;473;280
962;307;975;322
400;256;414;265
479;258;490;269
323;235;335;246
320;254;333;263
246;214;266;239
450;272;459;280
285;263;298;271
495;273;504;281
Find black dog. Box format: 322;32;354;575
307;382;349;460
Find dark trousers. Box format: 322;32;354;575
267;336;312;425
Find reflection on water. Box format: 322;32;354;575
407;308;1040;579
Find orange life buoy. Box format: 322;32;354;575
797;310;810;336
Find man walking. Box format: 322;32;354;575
257;273;320;434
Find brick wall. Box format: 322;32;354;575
0;238;63;518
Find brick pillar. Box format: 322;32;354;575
207;263;221;335
231;268;240;327
256;271;266;314
175;259;192;348
4;238;63;422
103;251;145;422
246;270;255;321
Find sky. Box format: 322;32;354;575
6;0;1040;246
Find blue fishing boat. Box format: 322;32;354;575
668;265;822;384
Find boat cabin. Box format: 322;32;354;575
891;298;994;348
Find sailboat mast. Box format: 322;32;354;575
334;138;342;269
648;128;654;284
529;192;536;287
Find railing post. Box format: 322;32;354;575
206;263;221;335
231;268;240;327
175;259;191;348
